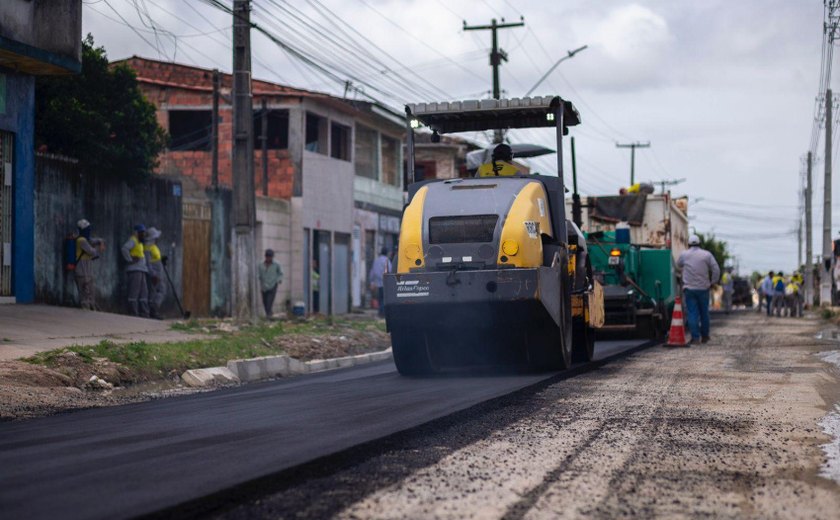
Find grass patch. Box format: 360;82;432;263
24;316;387;382
821;307;837;320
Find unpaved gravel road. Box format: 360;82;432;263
220;312;840;519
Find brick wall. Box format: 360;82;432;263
123;58;301;200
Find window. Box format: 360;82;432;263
330;122;351;161
381;135;400;186
305;112;327;153
253;109;289;150
168;110;212;151
413;160;437;182
355;124;378;179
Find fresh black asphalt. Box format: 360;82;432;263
0;339;646;520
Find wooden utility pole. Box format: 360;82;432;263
821;89;833;306
232;0;257;321
615;141;650;185
805;151;814;306
211;69;220;188
463;17;524;143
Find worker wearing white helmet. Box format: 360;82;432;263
75;219;100;310
144;227;166;320
677;234;721;344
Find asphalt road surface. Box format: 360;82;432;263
0;339;649;520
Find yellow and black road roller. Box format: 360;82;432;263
384;97;604;375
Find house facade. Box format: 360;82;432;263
121;57;404;316
0;0;82;303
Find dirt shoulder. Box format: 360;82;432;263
1;316;390;421
223;311;840;519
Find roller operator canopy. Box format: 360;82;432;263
406;96;581;134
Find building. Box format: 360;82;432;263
120;57;404;316
0;0;82;303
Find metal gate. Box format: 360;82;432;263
182;202;211;316
0;132;12;296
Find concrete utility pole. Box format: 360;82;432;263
463;17;524;143
654;178;686;194
615;141;650;185
805;151;814;307
261;98;268;197
821;89;834;306
232;0;257;321
211;69;220;188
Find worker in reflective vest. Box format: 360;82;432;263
721;268;734;314
144;227;166;320
121;224;149;317
75;219;100;310
477;143;522;177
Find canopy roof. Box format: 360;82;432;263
406;96;581;134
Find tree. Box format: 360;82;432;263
35;35;166;181
695;231;729;272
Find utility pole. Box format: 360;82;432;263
654;178;686;194
463;17;524;143
805;151;814;307
615;141;650;185
232;0;257;321
821;89;833;306
260;98;268;197
211;69;220;188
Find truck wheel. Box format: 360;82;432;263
391;330;433;376
572;318;595;363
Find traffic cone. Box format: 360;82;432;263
665;296;689;347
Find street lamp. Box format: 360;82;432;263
525;45;588;97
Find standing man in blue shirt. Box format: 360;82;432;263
677;235;721;344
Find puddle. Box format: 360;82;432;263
817;351;840;484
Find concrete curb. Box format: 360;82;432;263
182;348;392;387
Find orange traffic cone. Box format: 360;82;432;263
665;296;689;347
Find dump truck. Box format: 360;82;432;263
384;96;604;375
565;193;688;338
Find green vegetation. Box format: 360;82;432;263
35;35;166;181
695;232;730;272
25;317;386;382
821;307;837;320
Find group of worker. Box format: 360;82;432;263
73;220;168;319
758;271;804;318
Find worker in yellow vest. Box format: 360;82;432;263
74;219;100;310
121;224;149;317
477;143;523;177
144;227;166;320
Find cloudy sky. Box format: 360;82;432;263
82;0;838;274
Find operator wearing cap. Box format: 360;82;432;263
75;219;100;310
477;143;523;177
677;234;721;344
121;224;149;318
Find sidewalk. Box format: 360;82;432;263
0;304;205;361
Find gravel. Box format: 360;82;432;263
218;312;840;519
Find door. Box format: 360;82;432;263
351;225;361;308
0;132;12;297
316;230;331;315
182;202;211;316
334;233;351;314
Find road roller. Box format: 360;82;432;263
384;96;604;375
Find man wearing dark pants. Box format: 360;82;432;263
368;247;391;318
258;249;283;319
677;234;721;344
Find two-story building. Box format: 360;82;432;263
120;57;404;316
0;0;82;304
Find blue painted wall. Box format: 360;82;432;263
0;68;35;303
